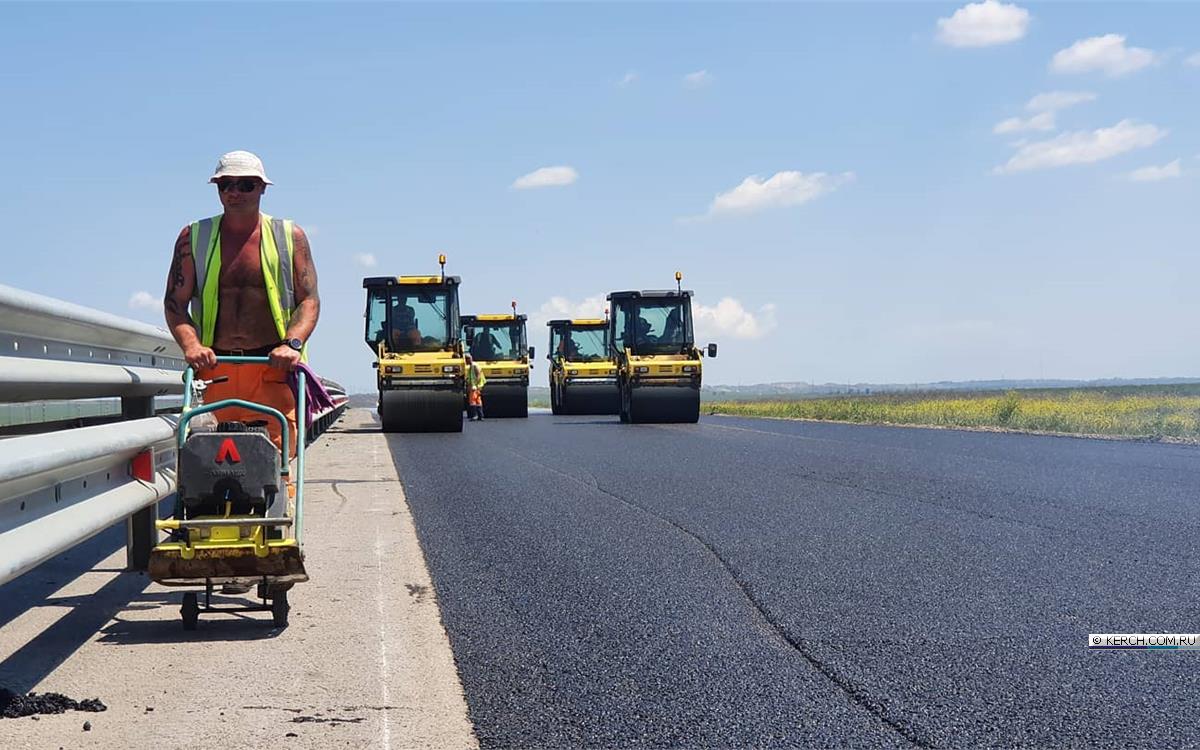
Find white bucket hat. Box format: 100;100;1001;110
209;150;273;185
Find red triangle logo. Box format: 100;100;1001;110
215;438;241;464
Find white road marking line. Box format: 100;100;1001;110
372;439;392;750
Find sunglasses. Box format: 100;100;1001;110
216;177;262;193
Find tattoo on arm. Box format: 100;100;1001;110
164;227;196;325
168;232;189;291
293;228;320;301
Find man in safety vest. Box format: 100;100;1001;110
163;150;320;457
465;353;487;421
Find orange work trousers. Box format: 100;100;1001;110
198;362;297;459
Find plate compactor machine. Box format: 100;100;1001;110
364;256;466;433
461;306;533;418
149;356;310;630
547;318;620;415
608;273;717;424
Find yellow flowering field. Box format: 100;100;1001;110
707;385;1200;439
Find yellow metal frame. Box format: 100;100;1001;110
621;349;703;382
378;348;465;380
154;513;301;558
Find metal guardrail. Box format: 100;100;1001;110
0;284;349;588
0;416;178;586
0;284;185;402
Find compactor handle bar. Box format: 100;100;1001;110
177;356;298;465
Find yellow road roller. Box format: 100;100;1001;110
363;256;464;432
608;273;717;423
547;318;619;415
461;307;532;418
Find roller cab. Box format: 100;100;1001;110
461;312;532;418
547;318;619;415
364;268;464;432
607;278;717;424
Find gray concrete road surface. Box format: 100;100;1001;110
0;409;476;750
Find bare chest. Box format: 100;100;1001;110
218;230;262;288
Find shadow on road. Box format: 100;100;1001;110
0;525;126;632
550;419;622;426
0;498;260;691
0;570;151;693
98;596;289;645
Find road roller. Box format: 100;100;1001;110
461;304;532;418
547;317;620;415
363;255;464;432
608;273;717;424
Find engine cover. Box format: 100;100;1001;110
178;424;281;517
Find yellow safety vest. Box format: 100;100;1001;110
466;363;487;390
189;213;306;360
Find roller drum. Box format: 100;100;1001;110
561;382;621;415
627;385;700;424
381;389;464;432
483;384;529;418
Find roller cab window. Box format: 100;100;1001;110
559;327;608;362
465;323;525;362
364;284;456;354
628;300;692;355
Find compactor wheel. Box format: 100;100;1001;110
551;384;562;415
181;592;200;631
271;591;290;628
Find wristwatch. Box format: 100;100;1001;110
283;337;304;352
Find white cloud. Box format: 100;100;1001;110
1051;34;1156;76
993;112;1056;134
994;92;1096;136
683;70;713;89
511;165;579;190
128;291;158;310
694;299;777;340
530;294;776;343
618;70;638;87
936;1;1030;48
353;253;377;268
1186;52;1200;67
994;119;1165;174
530;295;608;334
1128;159;1182;182
705;170;853;217
1026;90;1096;113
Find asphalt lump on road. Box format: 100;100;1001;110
0;687;107;719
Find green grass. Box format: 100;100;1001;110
707;384;1200;440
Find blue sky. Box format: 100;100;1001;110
2;2;1197;392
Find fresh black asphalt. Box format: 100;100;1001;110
384;412;1200;748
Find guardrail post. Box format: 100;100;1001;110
123;395;156;571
